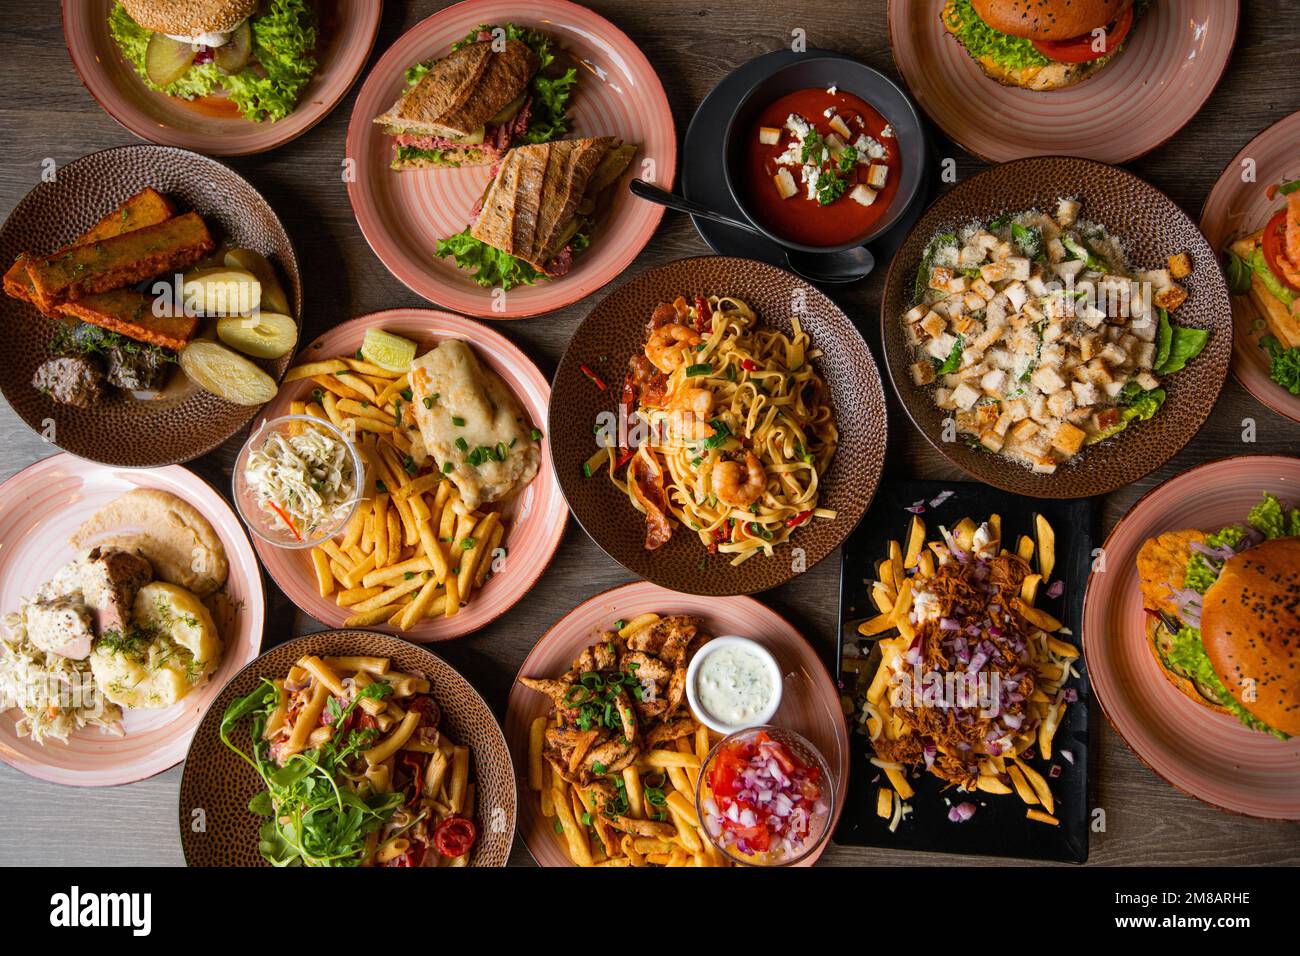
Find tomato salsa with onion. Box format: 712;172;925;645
743;86;901;248
700;730;829;864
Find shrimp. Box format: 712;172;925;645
666;387;715;439
711;450;766;508
645;323;702;373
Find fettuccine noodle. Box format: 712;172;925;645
592;295;838;566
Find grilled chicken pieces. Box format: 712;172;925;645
27;546;154;661
518;616;710;800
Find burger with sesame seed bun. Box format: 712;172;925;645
107;0;319;123
1136;492;1299;739
941;0;1148;91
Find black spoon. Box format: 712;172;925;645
628;179;876;285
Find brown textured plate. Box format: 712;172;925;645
880;156;1232;499
178;630;516;867
551;256;887;595
63;0;381;157
0;145;301;467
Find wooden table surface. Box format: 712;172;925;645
1;1;1296;867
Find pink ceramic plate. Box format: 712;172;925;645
1200;111;1300;425
0;454;265;787
346;0;676;318
1082;455;1300;819
63;0;381;156
505;582;850;866
251;309;566;642
888;0;1238;163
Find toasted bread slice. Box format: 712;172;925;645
4;188;175;314
470;137;620;273
55;289;198;351
25;211;214;312
1231;230;1300;350
374;39;539;138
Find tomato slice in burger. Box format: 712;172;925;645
1261;208;1300;293
1032;6;1134;63
433;817;478;857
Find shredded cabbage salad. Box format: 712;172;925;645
0;606;123;744
244;428;357;540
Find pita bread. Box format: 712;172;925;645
69;489;228;597
374;39;539;138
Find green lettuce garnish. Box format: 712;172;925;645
108;0;316;123
435;223;591;290
943;0;1051;71
1087;381;1166;444
435;228;545;290
1152;308;1209;375
1262;335;1300;395
407;22;577;146
1166;625;1288;739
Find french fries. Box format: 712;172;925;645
848;511;1077;828
284;342;511;632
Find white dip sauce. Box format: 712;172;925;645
696;644;774;725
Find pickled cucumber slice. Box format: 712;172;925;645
218;312;298;359
145;33;196;87
360;328;417;372
180;341;277;406
223;248;291;316
213;21;252;74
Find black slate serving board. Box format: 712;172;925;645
833;479;1096;862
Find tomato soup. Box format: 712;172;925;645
743;86;901;248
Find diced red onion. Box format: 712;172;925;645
1046;579;1065;599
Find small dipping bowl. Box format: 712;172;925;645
695;725;835;866
722;54;925;253
233;414;365;549
686;635;783;734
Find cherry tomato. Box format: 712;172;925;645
434;816;477;857
1032;6;1133;63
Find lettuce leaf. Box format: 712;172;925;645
434;228;545;291
1166;625;1288;739
1152;308;1209;375
942;0;1051;71
107;0;316;123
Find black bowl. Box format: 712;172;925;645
722;53;926;254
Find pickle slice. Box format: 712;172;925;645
145;33;197;87
360;328;417;372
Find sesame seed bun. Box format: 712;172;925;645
970;0;1133;42
1200;537;1300;736
120;0;258;37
